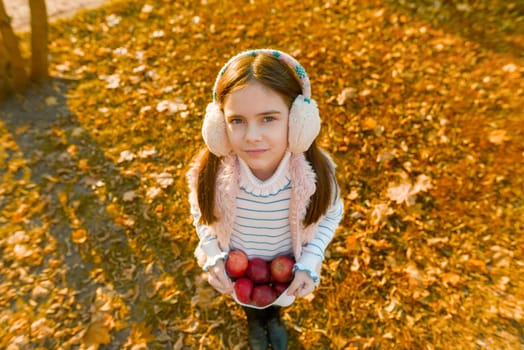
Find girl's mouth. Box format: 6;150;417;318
245;149;267;156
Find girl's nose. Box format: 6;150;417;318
245;123;262;142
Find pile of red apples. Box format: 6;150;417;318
226;250;295;307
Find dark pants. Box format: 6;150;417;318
242;306;287;350
243;305;281;323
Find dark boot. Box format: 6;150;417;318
266;307;288;350
243;307;269;350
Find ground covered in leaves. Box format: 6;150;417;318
1;0;523;349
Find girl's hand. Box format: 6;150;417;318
286;270;316;298
207;259;234;294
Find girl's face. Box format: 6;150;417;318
223;80;289;181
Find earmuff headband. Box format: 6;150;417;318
212;49;312;102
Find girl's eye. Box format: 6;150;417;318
229;118;244;125
263;116;276;122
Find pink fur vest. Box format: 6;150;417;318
187;152;323;267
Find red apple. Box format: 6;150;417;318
252;285;276;307
272;282;290;296
270;255;295;283
234;278;254;304
226;250;249;278
246;258;270;284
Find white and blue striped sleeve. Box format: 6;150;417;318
189;194;227;271
294;194;344;283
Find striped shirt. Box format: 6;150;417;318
231;154;294;260
193;152;344;279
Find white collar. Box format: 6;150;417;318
238;152;291;196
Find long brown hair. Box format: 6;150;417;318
195;53;337;226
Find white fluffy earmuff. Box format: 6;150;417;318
202;49;321;156
202;101;231;157
288;95;321;153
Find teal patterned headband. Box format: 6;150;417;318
212;49;312;102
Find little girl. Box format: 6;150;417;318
186;49;344;350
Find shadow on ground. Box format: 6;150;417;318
0;79;189;348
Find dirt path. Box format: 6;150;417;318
5;0;109;31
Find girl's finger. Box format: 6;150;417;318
218;274;233;292
285;279;302;296
208;275;223;292
296;282;315;297
208;273;230;294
